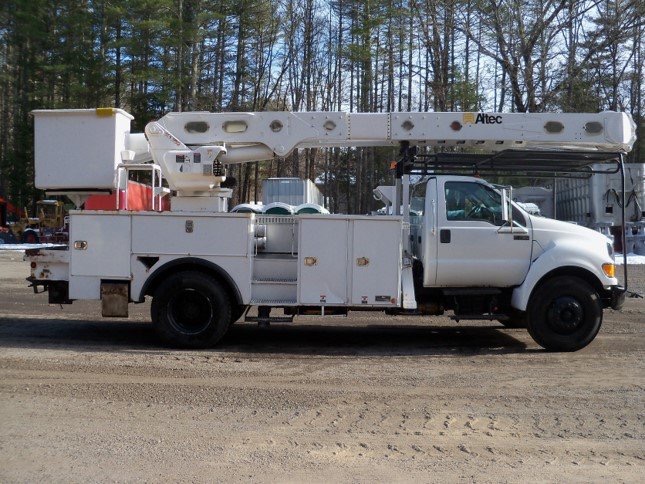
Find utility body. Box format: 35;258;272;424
24;108;637;351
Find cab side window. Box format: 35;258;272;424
444;181;503;225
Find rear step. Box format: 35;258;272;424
245;306;294;328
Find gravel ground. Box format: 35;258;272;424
0;251;643;482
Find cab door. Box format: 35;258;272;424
435;179;532;287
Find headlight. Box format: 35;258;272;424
607;242;614;261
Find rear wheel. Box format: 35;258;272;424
527;276;602;352
151;271;231;348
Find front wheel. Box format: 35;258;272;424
151;271;232;348
527;276;602;352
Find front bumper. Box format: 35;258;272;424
607;286;626;310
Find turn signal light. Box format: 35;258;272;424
602;263;615;278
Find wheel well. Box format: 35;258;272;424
141;258;242;306
531;266;605;300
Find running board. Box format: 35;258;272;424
451;314;508;321
245;315;294;323
442;288;502;296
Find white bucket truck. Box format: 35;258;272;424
25;108;636;351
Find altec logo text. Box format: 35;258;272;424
463;113;503;124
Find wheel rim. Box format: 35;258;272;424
546;296;584;335
167;288;213;335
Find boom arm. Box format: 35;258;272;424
29;108;637;210
144;111;636;196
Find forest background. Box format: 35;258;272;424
1;0;643;213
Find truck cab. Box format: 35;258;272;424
408;175;622;350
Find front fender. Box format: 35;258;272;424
511;240;615;311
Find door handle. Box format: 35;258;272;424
440;229;451;243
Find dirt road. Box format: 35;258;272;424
0;251;643;482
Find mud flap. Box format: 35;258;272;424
101;282;129;317
48;281;72;304
401;261;417;310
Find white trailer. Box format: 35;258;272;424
555;163;645;254
513;164;645;254
25;108;637;351
554;163;645;225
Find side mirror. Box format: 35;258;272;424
501;188;510;222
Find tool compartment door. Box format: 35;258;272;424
350;218;402;306
298;218;349;304
70;213;131;278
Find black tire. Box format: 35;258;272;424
527;276;602;352
22;230;40;244
150;271;231;348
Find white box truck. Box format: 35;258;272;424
23;109;637;351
